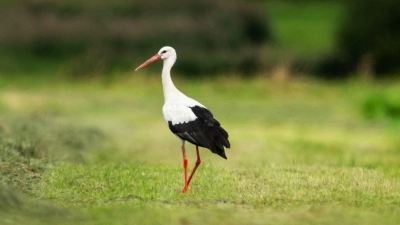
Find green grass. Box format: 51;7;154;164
33;164;400;224
1;74;400;224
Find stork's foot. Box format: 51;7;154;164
182;186;188;193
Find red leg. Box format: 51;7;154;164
187;146;201;186
181;145;189;193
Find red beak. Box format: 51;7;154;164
135;54;162;71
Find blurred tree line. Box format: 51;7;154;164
0;0;270;77
337;0;400;77
0;0;399;78
314;0;400;79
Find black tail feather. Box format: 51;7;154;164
209;126;230;159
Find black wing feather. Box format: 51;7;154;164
168;106;230;159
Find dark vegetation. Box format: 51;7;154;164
272;0;400;79
338;0;400;75
0;0;270;77
318;0;400;78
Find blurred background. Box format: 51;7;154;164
1;0;400;171
0;0;399;79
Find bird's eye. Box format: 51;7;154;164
161;50;167;54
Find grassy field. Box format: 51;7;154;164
1;73;400;224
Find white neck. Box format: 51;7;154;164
161;55;181;102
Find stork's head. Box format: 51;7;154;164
158;46;176;60
135;46;176;71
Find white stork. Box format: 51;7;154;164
135;46;230;193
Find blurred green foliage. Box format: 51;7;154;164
286;0;400;78
336;0;400;76
0;0;270;77
361;91;400;121
262;1;347;78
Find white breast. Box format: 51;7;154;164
162;96;206;125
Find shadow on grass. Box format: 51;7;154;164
0;184;80;225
